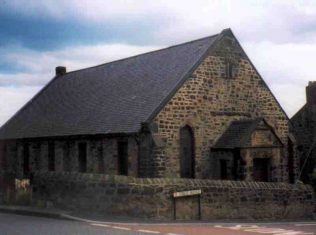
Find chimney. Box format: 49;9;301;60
55;66;66;76
306;81;316;105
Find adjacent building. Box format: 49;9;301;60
291;82;316;188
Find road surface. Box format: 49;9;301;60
0;212;315;235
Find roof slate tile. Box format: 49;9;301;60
0;34;219;139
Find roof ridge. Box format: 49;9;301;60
64;34;219;76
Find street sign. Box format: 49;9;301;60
173;189;201;198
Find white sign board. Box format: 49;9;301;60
173;189;201;198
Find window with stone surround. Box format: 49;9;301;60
23;143;30;176
78;142;87;173
180;125;195;178
33;143;41;171
63;142;71;172
226;61;234;79
98;144;105;173
117;140;128;176
48;141;55;171
1;144;7;170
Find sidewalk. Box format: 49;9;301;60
0;205;69;220
0;205;315;225
0;205;154;223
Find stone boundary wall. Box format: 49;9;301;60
32;172;315;220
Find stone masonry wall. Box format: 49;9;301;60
152;33;296;181
2;137;139;179
32;172;315;220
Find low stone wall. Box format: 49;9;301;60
32;172;315;220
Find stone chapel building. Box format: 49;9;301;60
0;29;298;184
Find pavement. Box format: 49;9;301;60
1;205;315;224
0;205;315;235
0;205;69;220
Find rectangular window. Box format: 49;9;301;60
118;141;128;175
23;143;30;176
1;143;7;170
34;142;41;171
78;143;87;173
226;62;234;79
220;159;228;179
48;142;55;171
63;142;70;172
98;144;104;173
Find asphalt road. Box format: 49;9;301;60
0;213;136;235
0;212;315;235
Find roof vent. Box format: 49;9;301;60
55;66;66;76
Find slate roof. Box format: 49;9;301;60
212;119;263;149
0;33;220;139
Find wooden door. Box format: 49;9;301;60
253;158;270;182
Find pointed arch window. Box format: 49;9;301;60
180;125;195;178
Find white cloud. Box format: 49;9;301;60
0;86;42;126
243;41;316;116
4;0;169;21
0;43;161;86
5;0;316;44
0;73;52;86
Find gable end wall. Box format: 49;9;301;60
151;34;297;181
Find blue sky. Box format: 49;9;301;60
1;0;316;125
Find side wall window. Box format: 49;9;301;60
98;143;105;173
48;141;55;171
1;143;7;171
23;143;30;176
63;142;71;172
78;143;87;173
118;140;128;176
34;142;41;171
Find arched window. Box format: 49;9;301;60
180;125;195;178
